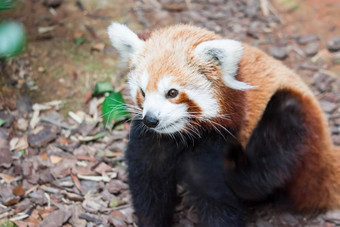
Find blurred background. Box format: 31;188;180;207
0;0;340;226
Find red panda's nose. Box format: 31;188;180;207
143;113;159;128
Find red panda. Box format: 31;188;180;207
108;23;340;227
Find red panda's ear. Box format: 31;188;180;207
107;23;145;63
194;40;254;90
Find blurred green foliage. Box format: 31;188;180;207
0;0;26;59
0;220;17;227
0;21;26;59
0;0;15;11
93;81;115;96
102;92;129;129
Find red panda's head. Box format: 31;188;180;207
108;23;253;135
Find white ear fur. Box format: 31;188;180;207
194;40;254;90
107;23;144;62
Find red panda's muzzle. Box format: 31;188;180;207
143;112;159;128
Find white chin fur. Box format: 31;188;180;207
153;119;187;134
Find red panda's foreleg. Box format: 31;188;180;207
179;134;245;227
226;90;306;201
126;120;182;227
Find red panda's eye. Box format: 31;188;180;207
166;89;178;99
140;88;145;97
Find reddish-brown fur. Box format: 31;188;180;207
173;92;202;116
135;25;340;212
237;44;340;211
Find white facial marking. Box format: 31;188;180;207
185;88;218;118
157;76;180;93
128;70;138;104
143;92;188;133
140;71;150;91
195;39;254;90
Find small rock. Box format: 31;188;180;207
50;158;77;178
28;123;60;147
68;205;87;227
120;207;134;224
113;166;128;182
109;214;126;227
82;196;108;213
39;168;54;183
333;52;340;65
17;118;28;131
332;135;340;145
312;73;335;92
247;21;262;38
79;213;102;224
94;162;112;175
78;122;98;137
22;158;40;184
41;0;62;8
28;190;48;205
323;210;340;225
256;219;273;227
331;126;340;135
269;46;288;60
245;1;260;18
279;213;299;226
16;95;33;115
39;208;72;227
327;37;340;52
0;184;20;206
335;117;340;125
297;34;319;45
107;180;129;194
80;180;101;195
0;137;12;168
305;42;319;57
320;100;337;113
0;111;14;128
322;93;340;103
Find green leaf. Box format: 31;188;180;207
74;37;85;45
92;131;107;140
0;0;15;11
0;220;17;227
0;21;26;59
109;198;125;208
0;118;5;127
102;92;129;129
92;81;114;96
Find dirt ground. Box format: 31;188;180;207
1;0;340;226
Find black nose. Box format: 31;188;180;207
143;113;159;128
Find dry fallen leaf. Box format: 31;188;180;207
9;136;28;151
13;185;25;196
0;173;16;184
70;171;82;193
76;155;97;162
94;162;112;175
50;155;63;164
39;153;48;161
